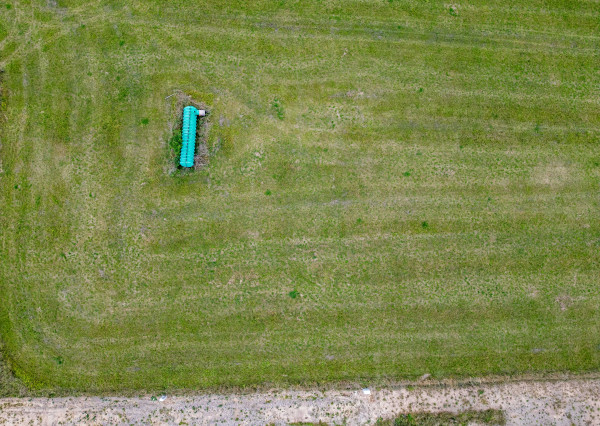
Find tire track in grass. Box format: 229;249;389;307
121;16;600;55
0;44;30;398
0;49;52;391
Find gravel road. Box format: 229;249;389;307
1;378;600;425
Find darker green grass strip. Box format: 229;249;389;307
0;70;27;397
376;409;506;426
0;339;28;397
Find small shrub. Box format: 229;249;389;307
421;221;428;229
289;290;299;299
272;98;284;120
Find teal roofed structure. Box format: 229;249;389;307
179;106;205;168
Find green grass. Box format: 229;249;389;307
1;0;599;393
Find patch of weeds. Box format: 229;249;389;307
448;5;458;16
272;97;284;120
289;290;299;299
376;409;505;425
118;87;130;101
534;123;541;133
169;131;182;155
421;221;429;229
119;40;125;46
403;171;411;177
140;117;149;125
357;218;363;224
417;87;424;93
265;189;272;196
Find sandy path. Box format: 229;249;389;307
1;379;600;425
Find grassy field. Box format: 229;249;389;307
1;0;599;393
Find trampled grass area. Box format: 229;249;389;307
1;0;599;393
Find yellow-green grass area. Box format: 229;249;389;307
1;0;600;393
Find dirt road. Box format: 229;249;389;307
1;378;600;425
